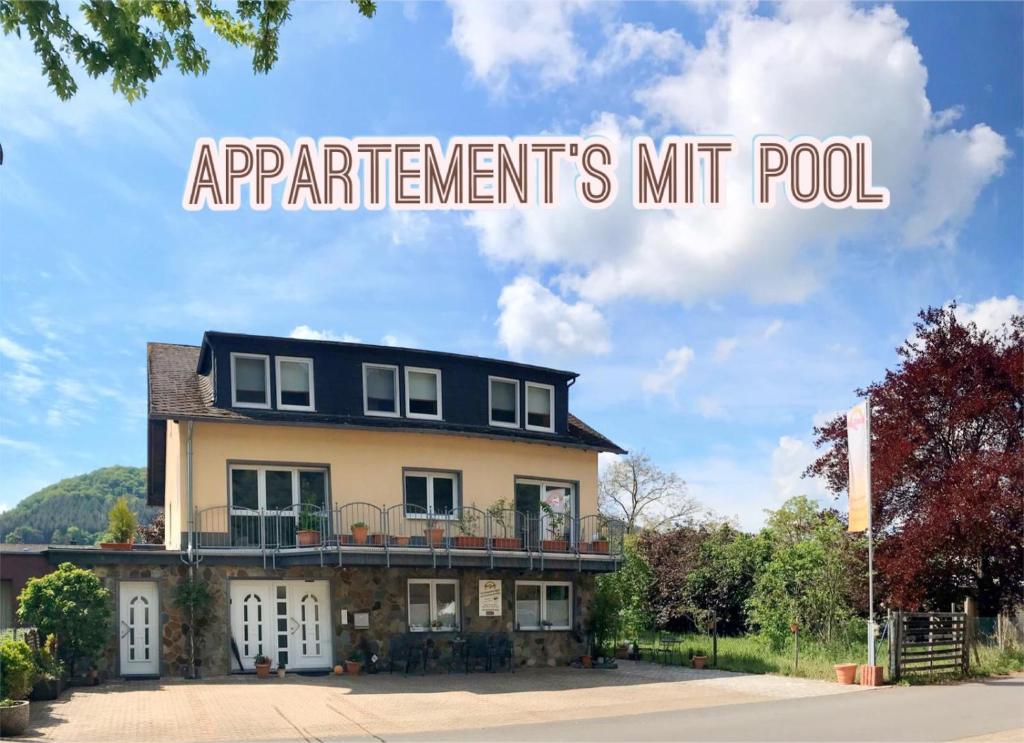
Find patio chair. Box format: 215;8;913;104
465;633;491;673
654;634;678;665
389;633;424;675
489;633;514;673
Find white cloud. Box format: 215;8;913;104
712;337;738;361
642;345;695;395
0;336;37;365
447;0;588;93
762;320;784;339
289;325;361;343
771;435;830;503
464;3;1009;308
696;395;726;419
496;276;611;359
593;22;686;74
953;295;1023;335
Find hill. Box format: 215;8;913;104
0;466;158;545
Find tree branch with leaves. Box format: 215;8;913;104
599;452;701;533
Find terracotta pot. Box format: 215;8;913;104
591;540;610;554
859;664;884;686
424;527;444;546
692;655;707;669
834;663;858;684
581;655;593;668
100;541;132;551
577;542;592;553
255;662;271;679
454;535;485;549
333;665;344;675
390;536;410;547
492;537;521;550
369;533;386;546
345;660;362;676
0;700;30;737
351;525;369;545
542;540;569;552
296;529;319;546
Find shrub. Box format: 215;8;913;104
104;496;137;543
18;562;112;676
0;638;38;700
172;577;214;672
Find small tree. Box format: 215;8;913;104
104;496;137;543
18;563;112;676
173;577;214;676
600;452;700;533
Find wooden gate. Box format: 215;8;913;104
888;610;968;681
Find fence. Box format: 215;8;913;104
889;609;968;681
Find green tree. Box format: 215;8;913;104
18;562;112;676
104;496;137;543
595;535;654;639
4;525;43;544
683;525;769;635
0;0;376;102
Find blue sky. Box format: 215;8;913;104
1;1;1021;529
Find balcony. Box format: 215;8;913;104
191;503;625;569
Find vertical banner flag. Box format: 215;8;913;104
847;401;871;533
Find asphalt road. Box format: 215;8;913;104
378;676;1024;742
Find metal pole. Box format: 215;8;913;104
866;402;875;667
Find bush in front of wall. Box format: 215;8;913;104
18;562;112;677
0;638;38;700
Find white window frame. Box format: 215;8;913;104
514;580;572;631
524;381;555;433
404;367;443;421
362;363;400;417
230;352;271;409
488;376;520;428
403;470;459;519
407;579;460;632
275;356;315;412
228;464;329;514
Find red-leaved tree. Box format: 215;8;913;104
806;305;1023;615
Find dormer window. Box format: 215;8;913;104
525;382;554;432
276;357;315;411
405;367;442;420
489;377;519;428
363;363;399;417
230;353;270;409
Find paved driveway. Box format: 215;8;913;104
23;661;868;742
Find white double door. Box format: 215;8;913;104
230;580;332;671
119;581;160;676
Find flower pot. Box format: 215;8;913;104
591;540;609;554
859;664;884;686
296;529;319;546
100;541;133;551
369;533;386;546
581;655;593;668
454;535;485;549
351;525;369;545
30;676;63;701
390;536;410;547
492;537;521;550
345;660;362;676
577;542;592;553
542;540;569;552
255;662;271;679
834;663;857;685
333;665;344;675
0;700;30;737
692;655;707;669
424;527;444;547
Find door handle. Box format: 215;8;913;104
120;620;131;639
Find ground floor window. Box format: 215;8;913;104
408;579;460;631
514;581;572;630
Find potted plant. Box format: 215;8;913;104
350;521;369;545
453;506;485;548
0;637;37;737
296;510;320;546
540;504;569;551
692;654;708;669
30;635;64;701
99;496;136;550
254;650;272;678
344;655;362;675
834;663;857;684
390;535;411;546
488;500;520;549
277;663;286;679
590;528;610;554
369;532;386;546
424;524;444;547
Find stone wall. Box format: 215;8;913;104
89;562;595;677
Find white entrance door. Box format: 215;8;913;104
230;580;331;671
119;581;159;676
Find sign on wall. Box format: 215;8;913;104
479;580;502;617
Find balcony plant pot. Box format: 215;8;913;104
100;540;133;551
255;661;271;679
591;540;610;554
859;664;884;686
369;533;386;546
542;540;569;552
345;660;362;676
453;536;485;549
296;529;319;547
492;537;520;550
424;527;444;547
834;663;857;685
351;524;369;545
390;536;410;547
0;700;30;737
692;655;708;669
577;542;592;554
